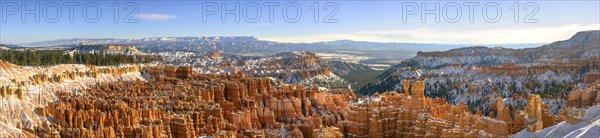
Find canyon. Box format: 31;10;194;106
0;62;565;137
2;60;594;137
0;30;598;137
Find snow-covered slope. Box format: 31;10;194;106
359;30;600;116
513;106;600;138
160;51;365;89
0;61;146;136
0;45;9;50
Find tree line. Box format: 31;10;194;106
0;49;153;66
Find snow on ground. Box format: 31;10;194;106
513;106;600;138
0;63;146;136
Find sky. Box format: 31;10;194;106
0;0;599;44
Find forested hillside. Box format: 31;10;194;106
0;49;153;66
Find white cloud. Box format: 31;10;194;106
262;24;600;44
136;13;178;21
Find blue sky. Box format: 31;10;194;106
1;0;599;44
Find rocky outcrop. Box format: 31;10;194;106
401;80;425;99
209;51;222;59
496;97;511;122
514;105;600;138
175;66;193;79
541;104;561;128
584;73;600;83
526;94;543;132
568;75;600;108
560;107;587;125
313;126;343;138
142;66;193;80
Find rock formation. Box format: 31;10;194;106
313;126;343;138
163;51;351;89
28;70;567;137
0;61;146;137
209;51;222;59
560;107;587;125
567;74;600;108
343;81;511;137
526;94;543;132
584;73;600;83
31;67;355;137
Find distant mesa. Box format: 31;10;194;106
68;45;145;55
